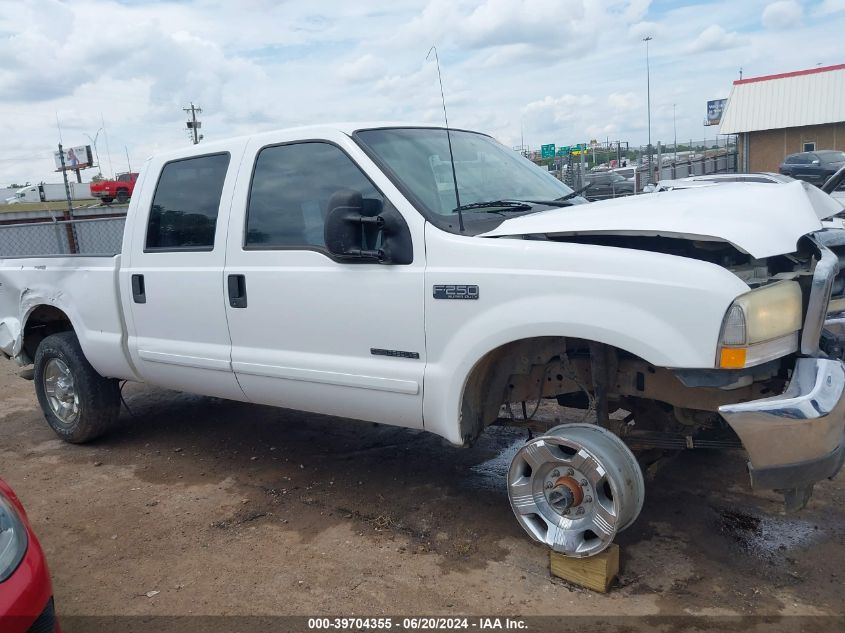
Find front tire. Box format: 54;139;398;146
33;332;120;443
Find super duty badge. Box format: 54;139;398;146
433;284;479;300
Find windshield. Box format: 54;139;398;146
820;151;845;164
354;128;575;221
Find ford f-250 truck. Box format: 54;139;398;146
2;124;845;558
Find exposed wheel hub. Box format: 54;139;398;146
507;423;645;558
545;474;585;513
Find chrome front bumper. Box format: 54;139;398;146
719;358;845;494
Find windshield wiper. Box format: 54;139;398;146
453;200;533;212
453;194;585;214
518;199;577;207
558;184;590;201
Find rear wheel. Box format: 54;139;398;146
33;332;120;443
116;189;129;204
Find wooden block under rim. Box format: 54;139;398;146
549;544;620;593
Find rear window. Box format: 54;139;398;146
145;153;230;251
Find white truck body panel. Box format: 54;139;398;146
482;181;841;259
0;123;838;447
120;145;247;401
0;256;134;381
421;225;749;442
223;129;427;428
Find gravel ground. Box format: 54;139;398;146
1;357;843;629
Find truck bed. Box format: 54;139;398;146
0;253;132;380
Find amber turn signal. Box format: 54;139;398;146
719;347;747;369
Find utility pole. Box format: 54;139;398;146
57;143;79;254
184;102;203;144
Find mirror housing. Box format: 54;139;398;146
324;189;413;265
812;159;820;165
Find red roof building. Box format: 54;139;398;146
719;63;845;172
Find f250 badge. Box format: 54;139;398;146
433;284;479;300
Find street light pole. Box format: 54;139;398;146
643;36;653;184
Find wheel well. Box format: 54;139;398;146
459;335;779;446
460;336;594;443
22;305;74;363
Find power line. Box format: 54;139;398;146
183;102;203;144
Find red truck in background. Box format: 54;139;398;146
89;172;138;205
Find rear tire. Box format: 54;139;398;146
116;189;129;204
33;332;120;443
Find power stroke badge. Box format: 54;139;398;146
433;284;479;300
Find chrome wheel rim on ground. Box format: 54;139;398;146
43;358;80;425
507;423;644;558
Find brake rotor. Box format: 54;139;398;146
507;423;644;558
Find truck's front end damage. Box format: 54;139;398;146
471;182;845;556
720;232;845;511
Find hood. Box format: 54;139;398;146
480;180;842;259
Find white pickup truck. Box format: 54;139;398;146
2;124;845;558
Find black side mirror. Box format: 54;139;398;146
324;189;413;265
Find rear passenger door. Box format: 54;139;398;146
123;147;247;400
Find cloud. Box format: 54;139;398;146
0;0;843;186
521;94;596;136
686;25;743;53
608;92;641;112
629;20;660;40
762;1;803;29
815;0;845;15
337;54;387;82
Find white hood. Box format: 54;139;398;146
480;181;842;259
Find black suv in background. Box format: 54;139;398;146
779;150;845;185
582;171;636;201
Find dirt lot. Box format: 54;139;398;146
1;357;844;627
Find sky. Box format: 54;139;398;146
0;0;843;186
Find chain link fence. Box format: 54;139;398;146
0;216;126;258
536;136;739;193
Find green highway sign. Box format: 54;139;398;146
540;143;556;159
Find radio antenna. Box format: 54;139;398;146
426;45;464;231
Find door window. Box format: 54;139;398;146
245;142;382;250
145;153;230;251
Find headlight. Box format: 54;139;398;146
0;494;28;582
718;281;802;369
